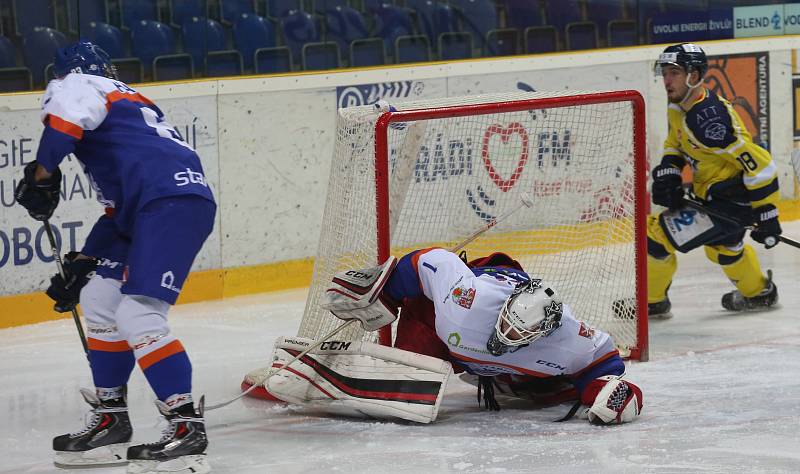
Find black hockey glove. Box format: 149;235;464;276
750;204;781;249
46;252;97;313
14;161;62;221
651;162;684;210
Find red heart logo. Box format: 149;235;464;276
481;123;529;192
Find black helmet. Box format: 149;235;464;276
655;43;708;79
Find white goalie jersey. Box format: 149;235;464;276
385;248;620;378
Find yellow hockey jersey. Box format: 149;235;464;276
662;88;779;208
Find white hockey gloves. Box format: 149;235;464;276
581;375;643;424
320;257;399;332
265;336;452;423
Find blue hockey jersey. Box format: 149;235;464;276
35;73;214;233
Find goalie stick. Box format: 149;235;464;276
682;197;800;249
213;192;535;411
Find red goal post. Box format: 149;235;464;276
299;90;649;361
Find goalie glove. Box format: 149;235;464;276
320;257;399;332
580;375;643;425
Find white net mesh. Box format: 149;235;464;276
298;91;645;357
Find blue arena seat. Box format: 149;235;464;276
608;20;637;47
525;26;557;54
585;0;626;42
373;5;415;56
638;0;663;42
315;0;349;13
82;21;144;84
504;0;543;30
170;0;207;28
234;13;279;70
565;22;598;50
485;28;518;56
23;27;67;86
405;0;437;42
14;0;56;36
255;46;292;73
0;35;17;67
395;34;430;64
302;41;340;70
183;17;243;77
131;20;193;80
438;32;472;60
280;10;319;62
84;21;125;58
449;0;497;50
267;0;302;18
221;0;257;25
67;0;109;35
0;67;33;91
0;35;32;91
543;0;583;34
350;37;385;67
324;6;369;61
362;0;385;13
120;0;160;29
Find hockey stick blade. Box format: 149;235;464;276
682;199;800;249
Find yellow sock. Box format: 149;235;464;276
648;254;676;304
704;244;766;297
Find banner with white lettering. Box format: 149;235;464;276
0;92;221;295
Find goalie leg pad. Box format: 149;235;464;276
265;336;452;423
580;375;643;425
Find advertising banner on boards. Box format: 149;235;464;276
651;9;733;43
0;95;221;295
706;52;770;149
734;4;784;38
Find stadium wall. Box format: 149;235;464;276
2;36;799;328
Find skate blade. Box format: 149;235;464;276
54;443;129;468
649;311;673;320
127;454;210;474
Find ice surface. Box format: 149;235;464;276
2;223;800;473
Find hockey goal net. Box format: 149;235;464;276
300;90;647;360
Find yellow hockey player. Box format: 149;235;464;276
648;43;780;317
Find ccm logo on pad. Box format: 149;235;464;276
174;168;208;187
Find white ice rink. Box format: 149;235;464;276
2;222;800;474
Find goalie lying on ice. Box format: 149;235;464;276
266;248;643;425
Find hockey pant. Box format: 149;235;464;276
647;206;768;303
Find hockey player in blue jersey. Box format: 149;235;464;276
15;41;214;473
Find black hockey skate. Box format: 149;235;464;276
722;270;778;312
647;298;673;319
126;397;210;474
53;388;132;468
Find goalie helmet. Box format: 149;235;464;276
654;43;708;79
54;40;117;80
486;279;563;356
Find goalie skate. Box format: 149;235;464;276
53;388;131;468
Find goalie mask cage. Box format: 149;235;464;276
298;90;648;360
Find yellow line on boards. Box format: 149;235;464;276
2;200;799;329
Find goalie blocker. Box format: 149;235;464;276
249;336;452;423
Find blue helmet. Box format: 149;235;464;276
53;40;117;80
